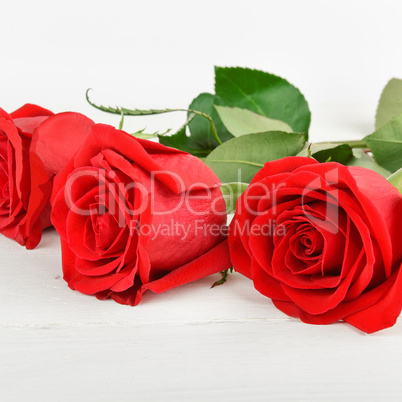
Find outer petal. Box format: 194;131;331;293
73;124;221;194
0;108;13;121
60;239;79;283
13;116;51;138
251;258;291;302
343;263;402;333
10;104;53;119
25;113;95;246
31;112;94;177
142;239;231;295
10;104;54;138
24;152;53;249
348;166;402;269
273;263;402;334
251;156;318;185
229;234;252;279
144;178;226;271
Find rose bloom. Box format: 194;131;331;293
229;157;402;333
0;105;93;248
0;104;53;247
51;123;231;306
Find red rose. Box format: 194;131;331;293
51;123;231;306
229;157;402;333
0;105;94;248
0;104;53;246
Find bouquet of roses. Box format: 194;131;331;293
2;67;402;333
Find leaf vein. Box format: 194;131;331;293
206;159;264;167
222;73;266;116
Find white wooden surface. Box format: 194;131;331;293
1;228;402;401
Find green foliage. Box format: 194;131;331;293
347;149;391;178
159;123;211;157
214;66;310;135
312;144;353;165
220;182;249;214
297;142;353;163
187;93;233;146
364;113;402;173
376;78;402;130
204;131;306;183
86;66;311;159
215;106;292;137
179;67;310;156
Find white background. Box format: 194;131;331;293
2;1;402;401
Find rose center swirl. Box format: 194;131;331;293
272;202;347;283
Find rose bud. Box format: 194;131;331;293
0;105;94;248
229;156;402;333
51;123;231;305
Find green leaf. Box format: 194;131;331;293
214;105;293;137
158;112;214;157
214;66;310;135
387;167;402;194
158;126;211;157
363;113;402;173
376;78;402;130
348;148;391;178
297;142;353;164
313;144;353;165
220;182;249;214
204;131;306;183
187;93;233;147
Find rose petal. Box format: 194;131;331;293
10;104;53;119
13;116;50;137
344;263;402;333
31;112;94;177
251;156;318;185
280;248;366;315
251;257;291;302
73;124;221;193
228;234;253;279
143;239;231;295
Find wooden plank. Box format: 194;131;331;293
1;231;402;401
